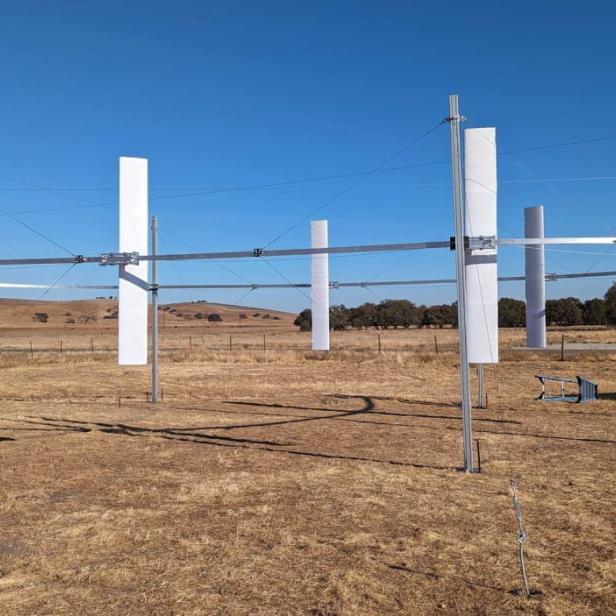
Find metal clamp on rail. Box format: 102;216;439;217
253;248;263;257
449;235;496;251
74;255;86;264
330;281;340;289
546;272;558;282
149;283;159;292
467;235;496;250
99;252;140;266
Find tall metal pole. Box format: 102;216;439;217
448;94;474;472
151;216;159;402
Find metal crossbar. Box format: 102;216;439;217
0;236;613;268
2;268;615;291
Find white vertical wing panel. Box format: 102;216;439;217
311;220;330;351
118;157;148;365
464;128;499;363
525;206;546;348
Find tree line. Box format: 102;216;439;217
294;283;616;331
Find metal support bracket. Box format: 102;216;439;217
99;252;140;266
545;272;558;282
467;235;497;251
330;281;340;289
449;235;496;251
253;248;263;257
149;283;159;292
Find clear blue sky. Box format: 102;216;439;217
1;0;615;311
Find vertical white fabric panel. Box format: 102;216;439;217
464;127;499;363
311;220;329;351
525;205;546;348
118;157;148;365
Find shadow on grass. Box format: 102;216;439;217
18;414;453;472
27;416;289;447
227;396;521;425
388;564;511;594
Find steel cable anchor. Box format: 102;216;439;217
510;480;543;598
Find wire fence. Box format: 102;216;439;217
0;331;461;356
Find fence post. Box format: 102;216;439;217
59;339;63;354
434;335;439;355
378;333;382;355
560;334;565;361
29;340;33;356
90;337;94;357
263;334;266;352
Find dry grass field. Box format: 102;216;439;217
0;300;615;615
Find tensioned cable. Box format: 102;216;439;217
158;233;190;296
1;262;78;330
0;173;99;205
262;119;447;249
0;206;75;256
261;258;312;306
2;132;614;197
231;286;256;307
0;127;611;228
500;134;616;155
158;227;255;286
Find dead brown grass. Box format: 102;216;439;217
0;327;615;615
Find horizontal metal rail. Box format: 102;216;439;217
1;269;615;291
0;240;450;267
0;236;613;268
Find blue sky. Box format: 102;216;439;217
0;0;615;311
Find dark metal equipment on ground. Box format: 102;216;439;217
535;374;598;403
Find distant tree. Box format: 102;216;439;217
498;298;526;327
375;299;419;329
32;312;49;323
605;283;616;325
546;297;583;326
65;317;75;324
208;313;222;322
422;304;457;328
329;305;350;331
583;298;607;325
294;308;312;331
194;312;205;319
349;303;377;329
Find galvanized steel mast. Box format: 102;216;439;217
447;94;474;472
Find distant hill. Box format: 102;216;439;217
0;298;296;330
